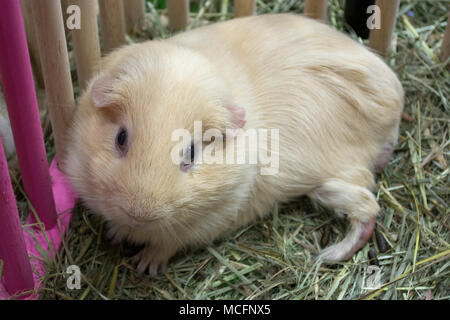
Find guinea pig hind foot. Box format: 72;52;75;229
309;178;379;262
317;218;376;262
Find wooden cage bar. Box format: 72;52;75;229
167;0;189;32
0;0;57;230
99;0;126;54
304;0;328;22
20;0;44;89
234;0;256;18
369;0;401;56
124;0;146;34
71;0;101;92
31;0;75;160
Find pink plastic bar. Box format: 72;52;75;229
0;157;77;299
0;0;57;229
0;138;34;296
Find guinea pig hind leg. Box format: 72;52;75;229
309;178;379;262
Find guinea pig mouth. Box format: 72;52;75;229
122;211;160;224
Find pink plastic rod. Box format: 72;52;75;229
0;138;34;296
0;0;57;229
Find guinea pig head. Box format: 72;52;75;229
63;46;250;242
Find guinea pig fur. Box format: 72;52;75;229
63;14;404;276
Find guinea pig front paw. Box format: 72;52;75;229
132;245;170;277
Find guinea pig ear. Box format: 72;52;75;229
91;75;120;108
226;105;246;128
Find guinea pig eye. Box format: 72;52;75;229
115;127;128;155
180;143;195;172
189;143;195;163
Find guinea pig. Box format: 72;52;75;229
63;14;404;276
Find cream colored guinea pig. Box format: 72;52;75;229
63;14;404;276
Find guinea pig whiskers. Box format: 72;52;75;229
161;219;189;249
168;212;209;246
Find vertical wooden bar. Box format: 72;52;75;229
369;0;400;57
99;0;126;54
0;0;57;229
440;13;450;62
167;0;189;32
304;0;327;22
123;0;145;34
20;0;45;89
234;0;256;17
31;0;75;160
0;138;34;296
71;0;101;92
